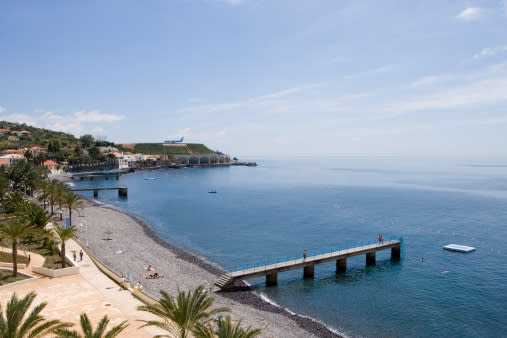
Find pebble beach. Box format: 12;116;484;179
74;197;342;338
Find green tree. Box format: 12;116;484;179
213;316;263;338
37;180;50;209
18;201;53;229
0;221;39;276
52;225;79;268
0;292;71;338
88;146;100;161
0;166;10;210
23;150;33;162
79;135;94;149
138;285;230;338
61;191;83;226
47;179;67;215
55;313;128;338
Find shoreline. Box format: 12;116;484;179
74;194;343;338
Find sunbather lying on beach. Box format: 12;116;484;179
146;272;163;279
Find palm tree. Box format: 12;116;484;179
0;221;39;276
214;316;263;338
37;180;50;208
138;285;230;338
194;316;263;338
47;179;67;215
0;292;71;338
62;191;83;226
55;313;128;338
52;225;79;268
18;201;53;229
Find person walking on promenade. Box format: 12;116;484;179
120;275;125;290
73;251;77;261
378;233;383;244
79;250;83;261
303;250;307;260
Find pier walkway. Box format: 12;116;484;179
71;187;128;198
215;239;401;290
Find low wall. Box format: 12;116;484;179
0;262;27;269
76;239;158;306
31;265;80;278
0;268;37;290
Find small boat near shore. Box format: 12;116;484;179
144;178;157;181
208;190;217;194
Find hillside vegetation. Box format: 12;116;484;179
129;143;217;155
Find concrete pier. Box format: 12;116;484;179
303;264;315;278
366;252;376;265
266;273;278;286
71;187;128;199
336;258;347;272
215;239;401;290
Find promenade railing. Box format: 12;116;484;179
226;235;400;273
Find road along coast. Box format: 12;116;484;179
74;197;342;338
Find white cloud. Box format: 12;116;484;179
0;109;126;137
0;106;5;113
502;0;507;16
411;75;449;87
456;7;482;21
459;115;507;125
73;110;125;122
181;83;323;114
384;75;507;114
342;65;393;80
216;0;245;5
473;45;507;59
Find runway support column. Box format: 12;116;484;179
336;258;347;272
93;189;98;198
304;264;315;278
366;252;376;266
391;246;401;260
266;273;278;286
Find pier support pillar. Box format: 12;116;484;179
93;189;98;198
303;264;315;278
118;188;128;197
391;246;401;260
336;258;347;272
90;177;94;181
366;252;376;266
266;273;278;286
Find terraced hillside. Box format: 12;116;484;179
125;143;216;155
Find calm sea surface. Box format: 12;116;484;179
71;157;507;337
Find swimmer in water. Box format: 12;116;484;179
442;270;449;274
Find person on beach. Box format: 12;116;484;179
73;251;77;261
146;264;153;271
120;275;125;290
303;250;307;259
79;250;83;261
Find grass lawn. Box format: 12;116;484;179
17;238;71;269
0;251;30;264
0;270;30;286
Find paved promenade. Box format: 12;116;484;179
0;239;166;337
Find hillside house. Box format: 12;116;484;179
0;154;26;166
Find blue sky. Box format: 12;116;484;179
1;0;507;157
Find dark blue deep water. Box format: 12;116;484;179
70;157;507;337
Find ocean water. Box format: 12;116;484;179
71;157;507;337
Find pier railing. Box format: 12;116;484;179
226;235;399;272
